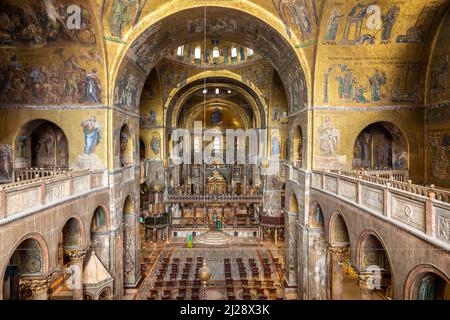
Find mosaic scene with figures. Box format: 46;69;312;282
0;0;448;301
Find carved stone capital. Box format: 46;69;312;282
330;247;347;268
24;278;50;293
65;248;87;264
357;273;381;291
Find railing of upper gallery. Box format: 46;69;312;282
331;170;449;203
309;169;450;248
0;169;107;222
14;167;70;181
350;169;409;182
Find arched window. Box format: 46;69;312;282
194;46;201;60
194;136;201;153
212;47;220;58
231;46;238;59
212;46;220;64
213;136;221;151
177;45;184;57
247;48;254;57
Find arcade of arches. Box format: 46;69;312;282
0;0;449;301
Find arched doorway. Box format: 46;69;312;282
358;232;393;300
352;122;408;171
15;120;69;171
2;237;47;300
120;124;133;167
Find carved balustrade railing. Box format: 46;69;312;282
0;170;107;221
331;170;450;204
341;169;408;182
311;170;450;248
14;167;70;182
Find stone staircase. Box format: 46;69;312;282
193;231;234;246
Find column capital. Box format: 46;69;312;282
23;277;50;294
65;248;87;264
329;247;348;264
357;273;381;291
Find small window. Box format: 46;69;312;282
213;47;220;58
247;48;254;57
214;136;221;151
194;136;201;153
194;46;201;60
231;46;238;59
177;46;184;57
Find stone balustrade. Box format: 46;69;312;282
351;169;409;182
311;169;450;248
332;170;450;204
14;167;71;182
0;169;107;221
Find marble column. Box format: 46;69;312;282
329;247;347;300
357;273;380;300
65;249;87;300
25;278;50;300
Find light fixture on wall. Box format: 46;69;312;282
215;88;220;94
203;89;208;94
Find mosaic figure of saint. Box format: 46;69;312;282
86;68;102;103
273;0;313;41
369;70;387;102
323;7;343;43
318;117;338;155
211;109;222;125
17;135;27;158
381;6;400;42
109;0;136;38
81;117;101;154
150;135;160;156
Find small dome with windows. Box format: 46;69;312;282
169;40;260;67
